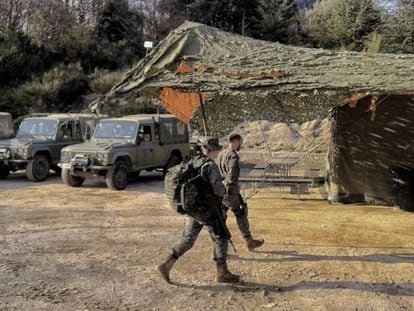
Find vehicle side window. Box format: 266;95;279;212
165;122;174;137
57;121;73;139
138;125;152;143
177;122;186;136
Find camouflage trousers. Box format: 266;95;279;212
171;216;229;265
222;193;251;240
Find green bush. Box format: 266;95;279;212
90;70;124;94
0;31;54;88
364;32;383;53
0;63;90;116
304;0;382;51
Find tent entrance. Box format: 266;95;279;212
328;94;414;205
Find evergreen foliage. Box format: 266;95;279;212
0;0;413;119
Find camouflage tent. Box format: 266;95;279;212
328;95;414;206
95;21;414;206
95;22;414;129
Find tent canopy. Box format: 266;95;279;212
95;21;414;131
110;21;414;96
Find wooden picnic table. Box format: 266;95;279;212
239;175;312;199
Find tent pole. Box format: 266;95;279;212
198;92;208;136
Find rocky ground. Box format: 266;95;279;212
230;119;330;153
0;172;413;311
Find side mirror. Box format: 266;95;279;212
85;133;91;140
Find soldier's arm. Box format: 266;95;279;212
227;153;240;184
205;162;226;197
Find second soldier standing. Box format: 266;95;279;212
218;133;264;251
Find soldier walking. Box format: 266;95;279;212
218;134;264;251
158;137;240;284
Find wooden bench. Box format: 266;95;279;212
239;176;312;199
246;163;271;178
304;167;321;191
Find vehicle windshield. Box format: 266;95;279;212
16;119;57;138
93;121;137;140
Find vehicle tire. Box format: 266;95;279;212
62;168;85;187
0;166;10;179
163;155;182;176
106;160;129;190
26;155;50;182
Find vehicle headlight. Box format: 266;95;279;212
61;150;72;163
5;149;12;159
97;152;109;164
15;147;29;158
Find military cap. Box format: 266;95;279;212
198;136;222;151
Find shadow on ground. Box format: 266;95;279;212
174;280;414;296
232;250;414;264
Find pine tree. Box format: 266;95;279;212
96;0;143;44
254;0;300;43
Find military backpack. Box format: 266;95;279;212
164;157;210;216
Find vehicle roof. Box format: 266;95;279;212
23;113;101;121
103;114;179;122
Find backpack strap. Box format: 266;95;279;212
198;158;213;182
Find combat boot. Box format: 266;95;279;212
216;263;240;283
246;236;264;251
157;255;177;284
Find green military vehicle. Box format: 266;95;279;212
60;114;190;190
0;113;105;181
0;112;14;140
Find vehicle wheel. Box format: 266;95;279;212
62;168;85;187
106;161;129;190
26;155;50;182
0;166;10;179
163;155;182;176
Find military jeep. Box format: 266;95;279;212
0;112;14;140
0;114;105;181
60;114;190;190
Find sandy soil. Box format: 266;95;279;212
0;172;413;311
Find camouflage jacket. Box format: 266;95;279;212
217;148;240;194
192;154;226;200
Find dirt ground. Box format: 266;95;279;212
0;172;413;311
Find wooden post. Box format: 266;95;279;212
198;92;208;136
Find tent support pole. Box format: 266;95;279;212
198;92;208;136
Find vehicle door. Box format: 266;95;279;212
134;123;155;170
150;121;170;167
51;120;82;163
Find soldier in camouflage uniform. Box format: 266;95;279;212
158;137;240;284
218;133;264;251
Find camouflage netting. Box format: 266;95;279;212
110;21;414;96
90;21;414;134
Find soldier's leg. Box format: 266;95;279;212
158;216;203;283
225;194;264;251
171;216;203;258
205;223;240;283
224;194;251;238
